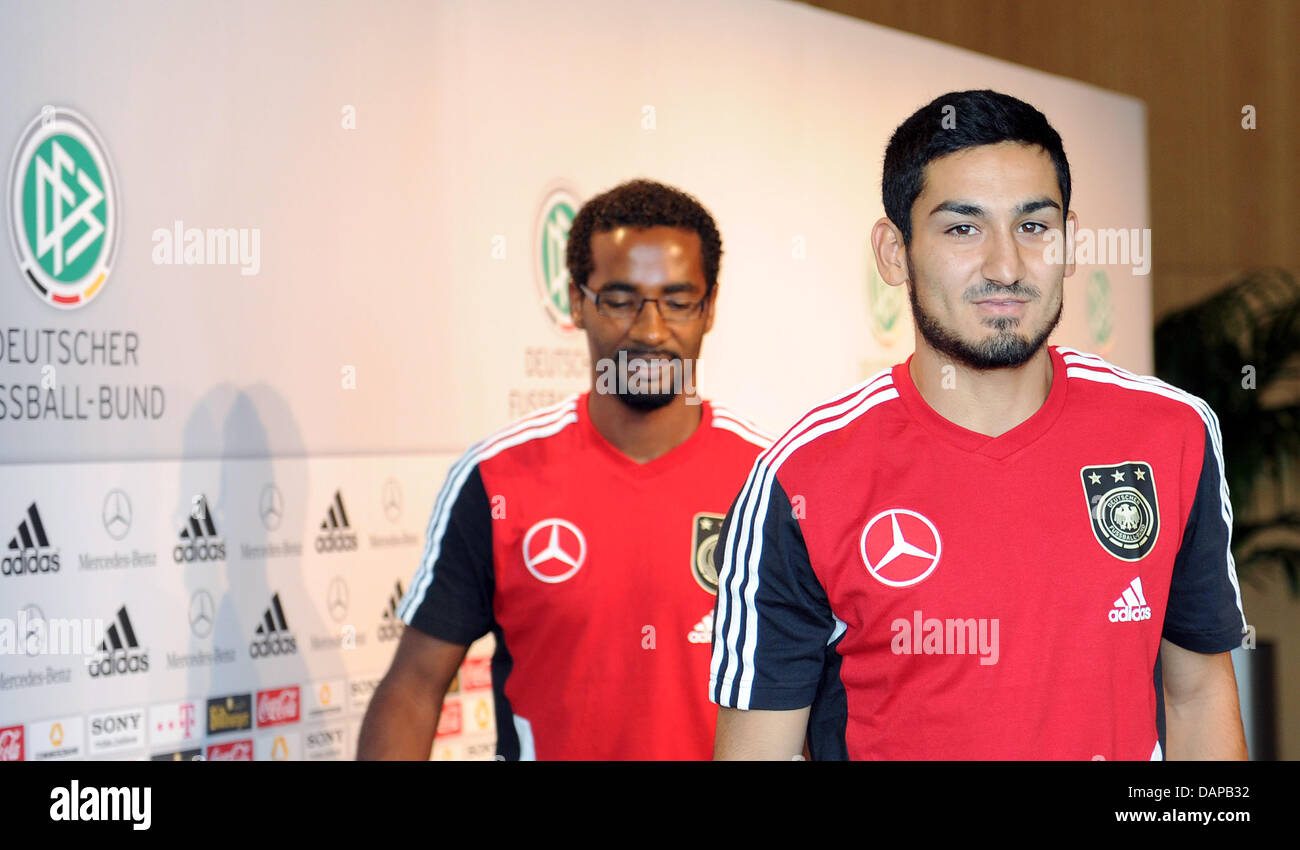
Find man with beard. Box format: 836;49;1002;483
359;179;769;760
710;91;1248;760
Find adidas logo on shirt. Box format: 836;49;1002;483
173;494;226;563
2;502;60;576
1109;577;1152;623
377;579;405;642
249;593;298;658
88;606;150;677
314;490;358;553
688;611;714;644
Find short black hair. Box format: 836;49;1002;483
882;90;1071;245
566;179;723;292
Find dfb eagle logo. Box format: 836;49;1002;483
1113;502;1141;531
1080;462;1160;561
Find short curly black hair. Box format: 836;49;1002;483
565;179;723;293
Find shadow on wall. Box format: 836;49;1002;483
176;383;313;757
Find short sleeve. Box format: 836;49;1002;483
1162;418;1247;654
397;462;495;646
710;464;834;710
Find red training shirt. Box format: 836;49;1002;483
710;347;1246;760
400;392;769;759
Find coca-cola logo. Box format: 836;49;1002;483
0;727;25;761
256;687;300;727
462;657;492;690
435;702;462;738
206;740;253;761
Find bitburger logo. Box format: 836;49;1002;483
314;490;358;553
87;605;149;678
2;502;60;576
173;494;226;563
206;693;252;735
249;592;297;659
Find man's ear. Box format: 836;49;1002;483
568;278;584;330
703;285;717;334
1064;210;1079;278
871;217;909;286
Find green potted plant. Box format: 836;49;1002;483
1154;266;1300;760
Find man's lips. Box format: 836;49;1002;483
973;298;1029;314
622;351;680;363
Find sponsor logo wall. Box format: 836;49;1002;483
0;457;497;760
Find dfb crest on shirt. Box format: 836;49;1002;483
1080;461;1160;561
691;513;725;594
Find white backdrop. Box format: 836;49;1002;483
0;0;1149;760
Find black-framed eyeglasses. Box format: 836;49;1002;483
578;284;710;323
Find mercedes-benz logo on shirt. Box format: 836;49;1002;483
189;590;215;638
102;488;132;540
522;518;587;584
860;508;942;587
259;483;283;531
327;577;349;622
382;479;402;523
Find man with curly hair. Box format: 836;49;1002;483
359;179;770;760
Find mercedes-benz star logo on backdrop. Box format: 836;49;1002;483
522;518;587;584
382;479;402;523
859;508;942;587
9;107;120;309
327;577;349;622
188;590;215;638
102;488;132;540
258;483;283;531
21;604;44;654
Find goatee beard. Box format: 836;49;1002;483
907;261;1061;370
615;389;677;411
616;349;680;411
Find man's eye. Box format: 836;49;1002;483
948;224;976;236
601;296;636;309
1020;222;1047;234
666;299;695;310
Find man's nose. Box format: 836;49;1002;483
982;228;1028;287
628;298;669;344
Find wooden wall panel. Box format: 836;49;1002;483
803;0;1298;315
